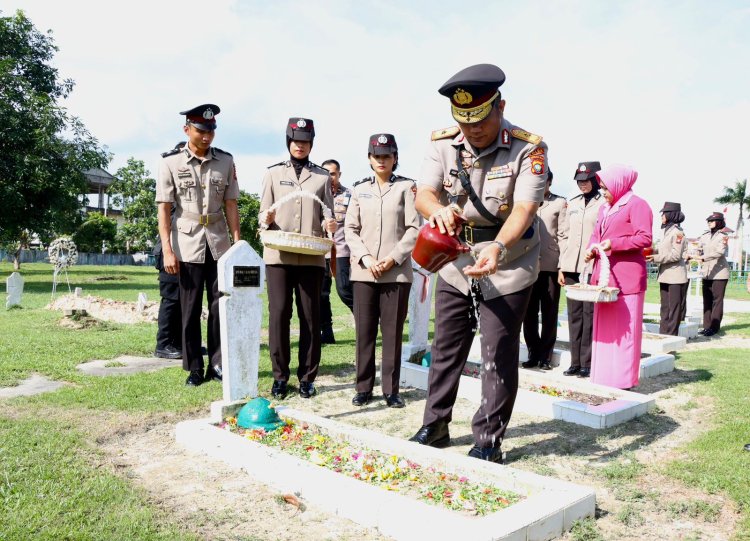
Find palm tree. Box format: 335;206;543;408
714;179;750;232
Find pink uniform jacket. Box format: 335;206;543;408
588;193;653;295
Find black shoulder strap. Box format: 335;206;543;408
455;146;501;226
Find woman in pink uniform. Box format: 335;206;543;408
585;164;653;389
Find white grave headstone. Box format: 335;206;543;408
6;272;24;309
136;292;148;313
401;261;434;364
74;287;83;297
218;240;265;402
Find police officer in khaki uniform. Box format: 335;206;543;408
557;161;605;378
691;212;730;336
156;104;241;386
259;118;336;399
522;171;568;370
646;202;688;336
323;159;355;315
409;64;547;463
345;134;419;408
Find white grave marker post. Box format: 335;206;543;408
6;272;24;309
217;241;265;403
401;260;434;364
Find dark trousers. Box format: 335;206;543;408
268;264;324;383
702;279;727;333
522;270;561;362
563;272;594;369
320;260;333;331
423;277;531;447
659;282;688;336
335;256;355;312
156;280;181;350
353;281;410;395
179;256;220;373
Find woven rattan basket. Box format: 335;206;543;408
564;244;620;303
260;191;334;256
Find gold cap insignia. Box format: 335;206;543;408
453;88;473;105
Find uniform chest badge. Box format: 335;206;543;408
460;150;473;170
486;164;513;180
443;178;453;188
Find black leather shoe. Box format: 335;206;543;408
384;393;405;408
702;329;716;337
744;443;750;452
467;444;504;464
521;359;539;369
321;328;336;344
563;366;581;376
352;391;372;406
409;422;450;448
185;370;204;386
539;360;552;371
299;381;316;399
578;368;591;378
205;364;222;382
271;380;288;399
155;345;182;359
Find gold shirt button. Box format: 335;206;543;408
295;228;300;233
500;204;509;211
474;161;480;168
295;214;299;219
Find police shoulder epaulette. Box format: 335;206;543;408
431;126;460;141
161;148;181;158
510;128;543;145
213;147;232;157
267;160;288;169
570;193;584;200
353;177;372;187
309;161;329;174
393;175;416;183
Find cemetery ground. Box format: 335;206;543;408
1;263;749;541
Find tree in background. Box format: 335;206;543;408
110;158;157;253
714;179;750;234
0;10;109;269
237;190;262;254
72;212;117;253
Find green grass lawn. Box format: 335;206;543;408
1;262;750;540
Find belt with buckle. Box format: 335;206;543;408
460;224;501;246
180;210;223;225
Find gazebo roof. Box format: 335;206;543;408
84;168;116;190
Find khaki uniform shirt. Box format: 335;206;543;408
698;230;730;280
345;175;420;283
559;192;605;274
156;146;239;263
419;118;548;299
329;183;352;259
538;192;568;272
259;161;333;268
652;224;688;284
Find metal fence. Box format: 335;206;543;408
0;249;155;266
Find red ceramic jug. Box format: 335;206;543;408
412;218;470;273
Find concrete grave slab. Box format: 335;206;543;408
643;321;699;339
0;374;64;399
177;405;595;541
77;355;180;376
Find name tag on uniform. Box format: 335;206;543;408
280;180;295;186
177;167;192;179
486;165;512;181
359;193;373;199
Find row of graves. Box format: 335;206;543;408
175;241;698;541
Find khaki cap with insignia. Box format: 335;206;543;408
438;64;505;124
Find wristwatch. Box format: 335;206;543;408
494;240;507;262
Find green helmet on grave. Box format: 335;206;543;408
236;397;285;431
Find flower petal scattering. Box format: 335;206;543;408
218;417;521;516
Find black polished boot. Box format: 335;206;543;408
409;421;450;448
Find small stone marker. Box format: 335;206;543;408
74;287;83;297
401;261;434;364
218;240;265;402
136;292;148;313
6;272;24;309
